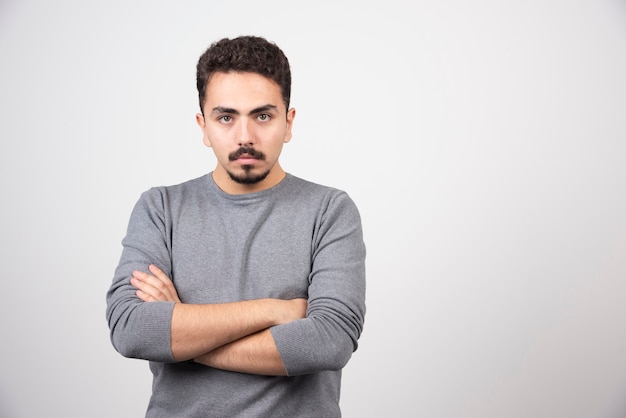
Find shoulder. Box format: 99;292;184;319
132;174;211;215
284;174;346;199
141;174;210;199
283;174;361;216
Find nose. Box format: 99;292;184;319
237;119;255;147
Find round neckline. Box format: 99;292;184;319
206;172;292;201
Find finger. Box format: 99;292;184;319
131;276;165;301
148;264;172;284
147;265;181;303
135;289;155;302
133;270;167;291
132;268;181;303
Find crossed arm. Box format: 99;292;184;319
131;264;307;376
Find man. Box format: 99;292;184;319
106;35;366;417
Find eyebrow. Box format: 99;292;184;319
211;104;278;116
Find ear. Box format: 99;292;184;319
196;113;212;147
283;108;296;144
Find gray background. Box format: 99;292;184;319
1;0;626;417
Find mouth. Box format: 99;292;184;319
235;154;259;164
229;147;266;163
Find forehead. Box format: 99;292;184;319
204;72;284;111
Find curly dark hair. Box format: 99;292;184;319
196;36;292;113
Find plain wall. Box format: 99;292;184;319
1;0;625;417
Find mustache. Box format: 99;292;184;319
229;147;266;161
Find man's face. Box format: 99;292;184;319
196;71;295;194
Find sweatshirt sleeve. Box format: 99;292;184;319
105;188;176;362
270;191;367;376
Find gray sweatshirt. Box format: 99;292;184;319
106;173;366;417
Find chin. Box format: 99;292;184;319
227;168;270;185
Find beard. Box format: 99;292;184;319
227;147;269;184
227;166;270;184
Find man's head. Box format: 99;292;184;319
196;36;291;114
194;36;296;194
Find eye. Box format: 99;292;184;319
218;115;233;124
257;113;271;122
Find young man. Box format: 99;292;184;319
106;36;366;417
